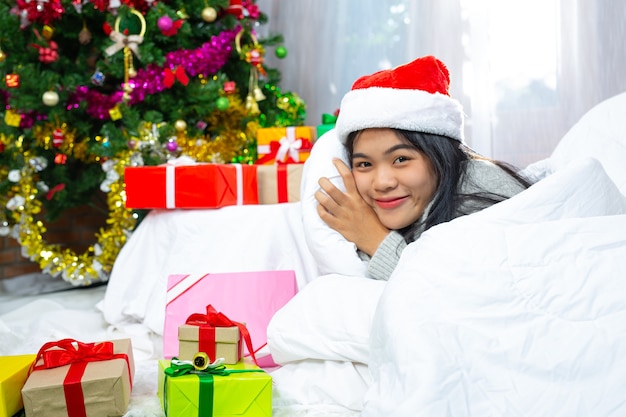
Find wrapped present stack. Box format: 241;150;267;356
125;161;304;209
124;124;317;210
158;271;298;417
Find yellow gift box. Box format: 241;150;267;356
0;354;36;417
255;126;316;165
158;359;271;417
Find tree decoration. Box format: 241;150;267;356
0;1;304;286
201;6;217;22
235;30;266;115
42;91;59;106
275;45;287;59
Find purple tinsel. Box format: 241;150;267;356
64;29;237;119
129;29;237;104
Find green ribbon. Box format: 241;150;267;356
321;113;338;125
163;358;265;417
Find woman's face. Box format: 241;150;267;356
351;128;438;230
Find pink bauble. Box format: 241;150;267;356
158;15;173;32
166;140;178;152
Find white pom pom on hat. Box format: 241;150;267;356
335;55;465;144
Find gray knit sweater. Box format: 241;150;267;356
360;159;527;280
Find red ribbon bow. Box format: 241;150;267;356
164;66;190;88
33;339;115;370
186;305;259;366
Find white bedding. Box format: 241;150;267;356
95;91;626;416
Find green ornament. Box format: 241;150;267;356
216;97;230;111
275;46;288;59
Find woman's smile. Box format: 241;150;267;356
374;196;409;210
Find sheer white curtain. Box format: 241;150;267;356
256;0;626;168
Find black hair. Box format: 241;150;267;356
345;129;533;243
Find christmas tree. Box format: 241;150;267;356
0;0;305;285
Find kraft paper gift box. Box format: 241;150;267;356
158;359;271;417
0;354;36;417
178;318;242;364
256;164;303;204
124;162;259;209
163;271;297;365
255;126;315;165
21;338;134;417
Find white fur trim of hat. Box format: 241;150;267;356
335;55;465;144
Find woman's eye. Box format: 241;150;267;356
354;161;371;168
394;156;410;163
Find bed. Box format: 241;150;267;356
4;91;626;417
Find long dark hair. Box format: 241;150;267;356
345;129;532;243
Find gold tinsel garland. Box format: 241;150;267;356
7;150;136;285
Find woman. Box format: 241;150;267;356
315;56;533;280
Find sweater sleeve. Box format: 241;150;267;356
365;231;407;281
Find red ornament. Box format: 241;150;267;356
54;153;67;165
52;128;64;148
102;22;113;36
35;40;60;63
160;19;183;37
223;81;236;94
5;74;20;88
225;0;243;18
16;0;64;25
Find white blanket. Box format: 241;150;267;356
363;158;626;416
98;91;626;415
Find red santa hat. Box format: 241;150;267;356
335;55;464;144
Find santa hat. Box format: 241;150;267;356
335;55;465;144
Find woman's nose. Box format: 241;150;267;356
373;166;397;191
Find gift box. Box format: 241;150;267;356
178;308;242;364
164;271;297;366
257;164;303;204
125;162;259;209
316;112;338;139
21;338;134;417
0;354;36;417
255;126;315;165
158;358;271;417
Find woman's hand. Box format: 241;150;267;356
315;158;390;256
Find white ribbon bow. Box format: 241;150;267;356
276;127;302;163
105;31;144;58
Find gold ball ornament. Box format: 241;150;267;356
42;91;59;106
174;119;187;132
201;7;217;22
0;50;6;63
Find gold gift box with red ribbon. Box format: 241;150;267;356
255;126;316;165
21;338;134;417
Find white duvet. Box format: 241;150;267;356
99;92;626;416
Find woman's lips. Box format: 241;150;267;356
375;196;408;209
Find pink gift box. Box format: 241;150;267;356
163;271;297;367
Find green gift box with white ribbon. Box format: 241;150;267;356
158;358;271;417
